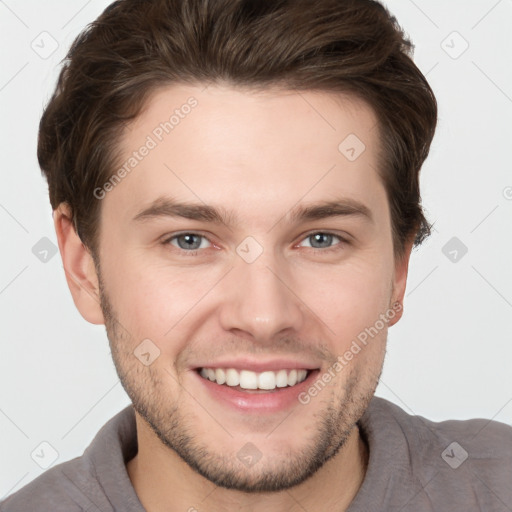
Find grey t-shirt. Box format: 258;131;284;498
2;396;511;511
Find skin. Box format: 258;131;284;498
54;83;413;512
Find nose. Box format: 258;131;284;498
217;250;305;343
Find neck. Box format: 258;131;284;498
127;414;368;512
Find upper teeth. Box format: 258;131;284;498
199;368;308;390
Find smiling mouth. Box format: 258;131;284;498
196;367;314;392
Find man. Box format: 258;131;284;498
2;0;511;511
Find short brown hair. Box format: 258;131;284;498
38;0;437;260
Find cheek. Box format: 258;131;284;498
300;257;393;343
101;253;211;346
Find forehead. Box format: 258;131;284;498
104;83;385;227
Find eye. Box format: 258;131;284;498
297;232;346;251
164;233;212;253
161;231;347;257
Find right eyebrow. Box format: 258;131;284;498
132;196;237;225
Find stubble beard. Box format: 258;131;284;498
96;268;379;493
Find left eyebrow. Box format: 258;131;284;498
286;199;374;225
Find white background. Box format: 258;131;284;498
1;0;511;499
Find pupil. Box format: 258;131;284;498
312;233;331;248
179;234;200;250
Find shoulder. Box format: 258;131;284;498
369;396;512;466
359;397;512;509
381;397;512;453
0;406;136;512
0;456;99;512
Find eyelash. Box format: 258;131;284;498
161;231;349;256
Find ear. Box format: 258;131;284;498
53;203;105;325
388;237;414;327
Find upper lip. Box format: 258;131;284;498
193;358;321;373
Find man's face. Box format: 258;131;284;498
94;84;407;492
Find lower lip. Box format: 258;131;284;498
193;369;320;413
